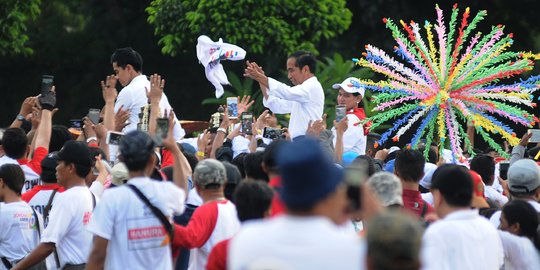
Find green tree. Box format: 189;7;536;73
0;0;41;56
146;0;352;56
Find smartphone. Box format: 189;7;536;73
241;112;253;135
528;129;540;143
106;131;124;145
263;127;284;140
344;162;368;212
499;161;509;180
70;119;83;129
155;117;169;146
226;97;238;119
88;108;101;124
41;75;54;95
336;105;346;122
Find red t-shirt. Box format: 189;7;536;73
402;189;434;218
206;239;229;270
17;146;48;175
268;176;285;217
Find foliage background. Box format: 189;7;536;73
0;0;539;146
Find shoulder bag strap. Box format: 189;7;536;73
43;189;59;222
30;206;41;239
43;189;61;268
126;184;174;241
1;257;12;269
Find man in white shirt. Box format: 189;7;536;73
86;130;186;270
107;47;185;140
228;138;362;270
13;141;96;270
421;164;504;270
490;158;540;228
470;154;508;207
244;51;324;139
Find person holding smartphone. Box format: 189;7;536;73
331;77;369;155
244;51;324;139
105;47;185;140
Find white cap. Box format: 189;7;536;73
332;77;365;97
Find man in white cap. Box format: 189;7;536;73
331;77;369;155
489;158;540;228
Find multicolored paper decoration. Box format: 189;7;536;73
354;4;540;160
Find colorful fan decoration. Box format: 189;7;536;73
354;4;540;160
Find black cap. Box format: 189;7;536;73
57;141;92;168
40;151;58;183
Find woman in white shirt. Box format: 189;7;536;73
0;164;45;270
331;77;368;155
499;200;540;270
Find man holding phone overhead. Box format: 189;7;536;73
105;47;185;140
244;51;324;139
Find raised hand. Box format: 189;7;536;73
100;75;118;103
237;95;254;116
162;109;178;152
114;106;130;132
147;74;165;104
255;110;270;130
334;116;348;135
20;96;38;117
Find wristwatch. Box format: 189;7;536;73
16;114;25;121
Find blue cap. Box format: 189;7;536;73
277;138;344;209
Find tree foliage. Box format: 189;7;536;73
146;0;352;56
0;0;41;56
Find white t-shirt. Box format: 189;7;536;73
87;177;185;270
0;201;43;269
332;113;366;155
263;76;324;139
498;230;540;270
40;186;95;267
229;215;362;270
0;156;41;193
421;209;504;270
484;185;508;208
114;74;185;140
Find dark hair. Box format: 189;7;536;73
263;140;287;173
182;152;199;172
2;128;29;159
366;134;382;158
470;154;495;185
418;145;438;164
69;161;92;179
119;131;155;171
231;153;248;178
110;47;143;72
243;152;269;182
233;180;274;222
352;155;380;177
394;149;425;182
49;125;73;152
288;51;316;74
502;200;540;250
223;161;242;200
89;147;107;163
431;164;473;207
0;164;25;195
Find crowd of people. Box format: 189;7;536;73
0;46;539;270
